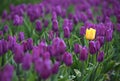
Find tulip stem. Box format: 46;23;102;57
1;54;5;66
16;64;20;81
38;76;41;81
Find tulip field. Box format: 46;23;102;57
0;0;120;81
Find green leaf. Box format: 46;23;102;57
74;69;81;77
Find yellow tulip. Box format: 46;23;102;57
85;28;96;40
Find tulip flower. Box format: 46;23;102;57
52;61;60;74
18;32;24;42
105;29;113;42
89;41;97;54
63;52;73;66
79;46;88;61
74;44;82;54
63;27;70;38
85;28;96;40
97;51;104;62
35;20;42;32
22;53;32;70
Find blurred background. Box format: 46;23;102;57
0;0;41;14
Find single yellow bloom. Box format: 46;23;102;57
85;28;96;40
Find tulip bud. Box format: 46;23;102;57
52;19;59;32
18;32;24;42
40;59;52;79
57;39;66;54
27;38;33;50
63;52;73;66
42;52;50;60
22;53;32;70
74;44;82;54
89;41;97;54
80;26;86;36
13;15;23;26
2;10;7;19
105;29;113;42
32;46;40;63
96;36;105;46
1;64;14;81
64;27;70;38
35;20;42;32
48;30;54;40
3;25;8;33
96;41;100;51
51;11;57;21
13;44;24;63
52;61;60;74
85;28;96;40
97;51;104;62
79;46;88;61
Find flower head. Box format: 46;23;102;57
85;28;96;40
97;51;104;62
79;46;88;61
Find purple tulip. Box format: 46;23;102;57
64;27;70;38
1;64;14;81
96;36;105;46
51;38;60;56
39;59;52;79
21;41;28;52
27;38;33;50
2;10;7;20
68;20;73;31
13;44;24;63
73;15;79;24
68;13;73;19
96;23;106;36
38;41;47;55
43;19;49;27
3;25;9;33
22;53;32;70
80;26;86;36
105;29;113;42
63;52;73;66
56;5;62;15
13;15;23;26
51;11;57;21
42;52;50;60
74;44;82;54
35;20;42;32
57;39;66;54
89;41;97;54
0;31;3;37
52;19;59;32
79;12;88;22
32;46;40;63
48;30;54;40
18;32;24;42
96;41;100;51
1;39;8;54
63;19;69;29
34;58;42;73
79;46;88;61
52;61;60;74
7;36;17;51
97;51;104;62
86;9;93;20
